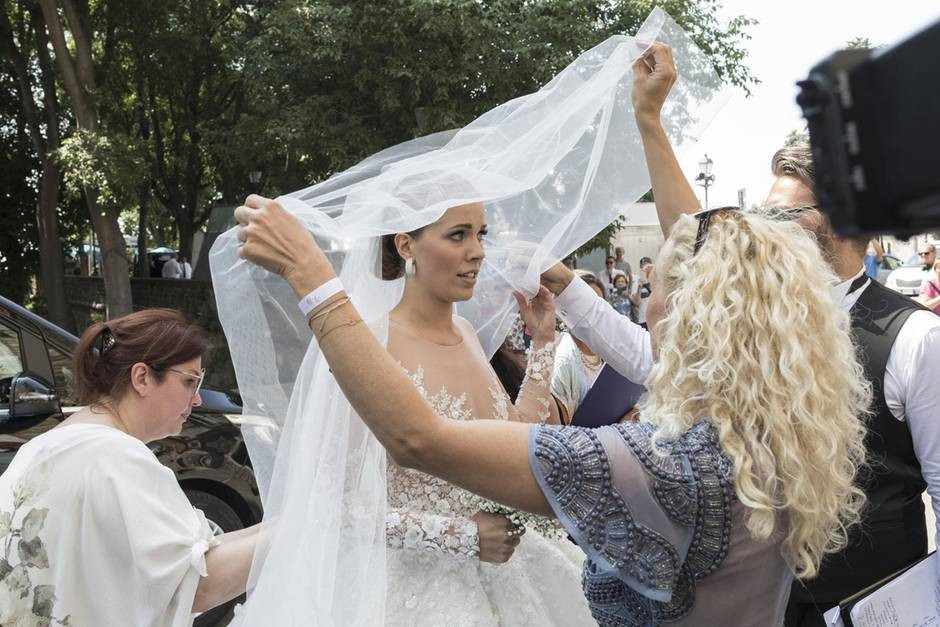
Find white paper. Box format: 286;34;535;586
825;605;847;626
850;553;940;627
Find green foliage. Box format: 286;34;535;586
0;55;39;303
4;0;758;302
234;0;758;193
55;129;147;209
846;36;874;49
784;128;809;147
576;215;628;257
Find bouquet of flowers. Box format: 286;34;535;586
467;493;565;540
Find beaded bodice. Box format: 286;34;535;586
384;316;556;560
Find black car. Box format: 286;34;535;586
0;294;261;625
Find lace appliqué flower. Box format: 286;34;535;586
520;339;556;424
489;385;510;422
406;366;474;422
386;363;483;559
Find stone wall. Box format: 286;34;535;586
63;276;237;390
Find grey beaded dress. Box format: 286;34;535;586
529;420;793;626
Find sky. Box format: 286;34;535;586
676;0;940;211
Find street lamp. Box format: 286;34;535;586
695;154;715;209
248;170;262;195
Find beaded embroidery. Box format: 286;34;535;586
533;420;733;625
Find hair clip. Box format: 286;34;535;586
99;329;116;355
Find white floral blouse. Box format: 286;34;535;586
0;424;219;627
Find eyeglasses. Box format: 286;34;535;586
692;206;741;256
164;367;206;397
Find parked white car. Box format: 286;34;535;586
885;247;938;296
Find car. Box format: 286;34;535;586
885;244;940;296
0;294;261;626
875;253;902;285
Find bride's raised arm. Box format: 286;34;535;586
235;197;552;516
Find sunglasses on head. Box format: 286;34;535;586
692;206;742;256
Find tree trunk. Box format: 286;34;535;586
36;157;72;330
0;5;71;330
177;218;194;262
137;187;149;278
85;189;132;318
38;0;132;319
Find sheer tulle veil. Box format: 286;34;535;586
210;8;725;624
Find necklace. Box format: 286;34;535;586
579;350;602;370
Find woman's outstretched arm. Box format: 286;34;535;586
234;198;552;516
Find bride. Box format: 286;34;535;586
379;201;591;624
212;8;725;625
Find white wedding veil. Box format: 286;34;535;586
210;8;726;625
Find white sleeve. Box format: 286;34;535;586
81;440;219;625
555;276;653;383
886;312;940;580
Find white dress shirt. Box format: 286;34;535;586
556;270;940;574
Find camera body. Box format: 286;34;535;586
798;19;940;237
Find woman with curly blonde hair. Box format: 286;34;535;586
642;209;870;581
234;184;870;625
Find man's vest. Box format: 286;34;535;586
790;279;929;606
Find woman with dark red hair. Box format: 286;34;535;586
0;309;259;626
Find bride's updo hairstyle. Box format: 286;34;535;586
73;308;208;405
638;210;870;580
380;229;427;280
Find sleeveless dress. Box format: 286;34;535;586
384;316;593;626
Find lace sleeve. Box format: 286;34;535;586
511;338;560;424
386;508;480;559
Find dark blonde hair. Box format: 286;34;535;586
771;145;815;191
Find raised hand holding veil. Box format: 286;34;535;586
210;8;726;625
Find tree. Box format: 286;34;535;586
120;0;253;259
0;1;72;329
784;128;808;147
37;0;132;318
232;0;757;194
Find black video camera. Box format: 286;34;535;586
797;18;940;238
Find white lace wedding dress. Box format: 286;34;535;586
384;316;592;626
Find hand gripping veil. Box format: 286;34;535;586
211;8;726;625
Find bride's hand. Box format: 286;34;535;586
234;195;336;298
513;286;556;345
472;511;523;564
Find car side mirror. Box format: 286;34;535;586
10;373;60;420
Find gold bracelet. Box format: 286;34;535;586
307;296;351;333
318;317;363;342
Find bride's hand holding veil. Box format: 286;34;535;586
512;287;556;344
234;195;554;516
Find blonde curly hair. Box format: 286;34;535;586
639;211;870;579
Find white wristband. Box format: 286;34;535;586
298;278;345;317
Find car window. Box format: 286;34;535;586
882;256;900;270
0;322;23;380
903;253;923;267
0;321;23;408
48;346;73;399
